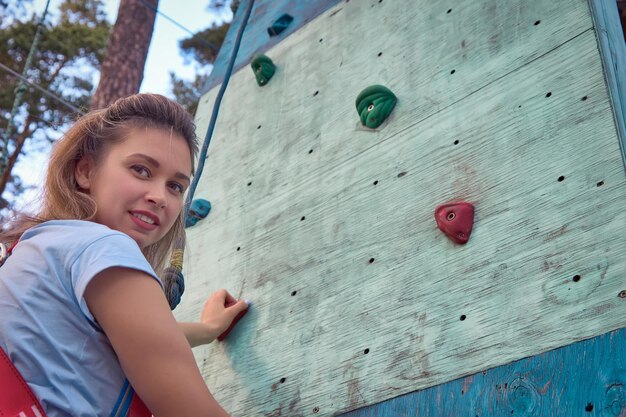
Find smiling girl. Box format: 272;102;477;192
0;94;247;416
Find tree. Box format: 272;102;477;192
90;0;159;110
0;0;109;213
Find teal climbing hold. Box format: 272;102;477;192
185;199;211;228
268;13;293;37
355;85;397;129
251;54;276;87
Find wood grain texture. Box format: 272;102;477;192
176;0;626;416
589;0;626;166
340;327;626;417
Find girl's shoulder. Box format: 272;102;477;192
23;220;127;243
18;220;142;261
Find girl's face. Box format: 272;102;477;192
75;127;192;249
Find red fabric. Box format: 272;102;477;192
128;393;151;417
0;347;46;417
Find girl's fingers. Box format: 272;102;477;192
226;300;249;319
223;290;237;305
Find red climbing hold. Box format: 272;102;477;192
434;202;475;244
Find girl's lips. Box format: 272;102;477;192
129;211;159;231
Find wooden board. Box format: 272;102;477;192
589;0;626;166
176;0;626;415
339;327;626;417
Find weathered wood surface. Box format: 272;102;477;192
589;0;626;166
193;0;599;219
340;327;626;417
176;0;626;415
204;0;341;91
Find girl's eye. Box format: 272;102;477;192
131;165;150;177
169;182;184;194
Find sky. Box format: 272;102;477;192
12;0;232;212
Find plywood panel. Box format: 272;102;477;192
174;0;626;416
193;0;594;218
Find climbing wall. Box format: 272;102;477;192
174;0;626;415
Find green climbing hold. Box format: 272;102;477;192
355;85;397;129
251;54;276;87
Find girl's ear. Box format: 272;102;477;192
75;156;94;190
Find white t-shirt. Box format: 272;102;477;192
0;220;161;417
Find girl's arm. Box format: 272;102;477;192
178;290;250;348
85;267;234;417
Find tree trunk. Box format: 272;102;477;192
0;115;34;201
90;0;159;110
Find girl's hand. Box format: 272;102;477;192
201;289;249;341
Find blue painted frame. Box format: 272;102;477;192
339;328;626;416
202;0;342;94
589;0;626;168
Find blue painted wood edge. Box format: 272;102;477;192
338;327;626;417
201;0;342;95
589;0;626;169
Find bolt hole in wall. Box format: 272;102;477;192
585;403;593;412
279;377;286;384
572;274;581;282
546;91;552;98
364;348;370;354
301;216;306;221
308;149;313;154
450;69;456;74
558;176;565;182
291;290;297;296
247;181;252;186
313;90;319;97
377;52;383;57
460;314;467;321
373;180;379;185
369;258;375;264
535;20;541;25
597;180;604;187
454;139;459;145
447;8;452;14
257;124;261;129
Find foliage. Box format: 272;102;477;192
170;72;210;116
0;0;110;213
170;0;236;115
179;22;229;66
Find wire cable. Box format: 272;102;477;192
138;0;220;53
1;0;51;175
0;62;84;115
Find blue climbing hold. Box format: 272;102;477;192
268;13;293;37
185;199;212;228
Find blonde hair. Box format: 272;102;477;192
1;94;199;277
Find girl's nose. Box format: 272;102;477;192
147;188;167;208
